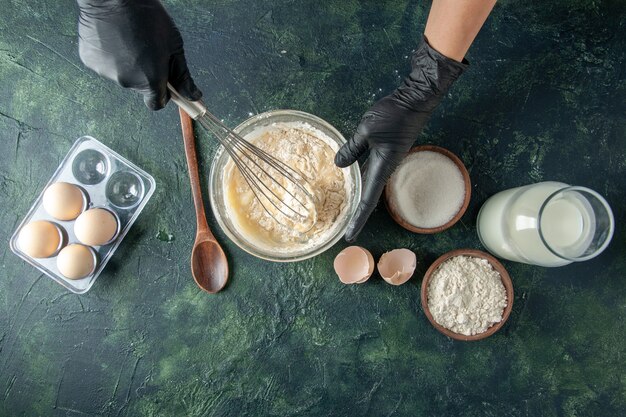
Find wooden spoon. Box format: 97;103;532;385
179;108;229;293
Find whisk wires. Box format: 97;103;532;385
197;112;317;232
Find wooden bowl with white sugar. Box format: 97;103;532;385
420;249;514;341
385;145;471;234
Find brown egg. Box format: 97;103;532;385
17;220;63;258
378;249;417;285
56;244;96;280
42;182;86;220
74;208;119;246
334;246;375;284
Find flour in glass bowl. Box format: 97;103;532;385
223;121;352;253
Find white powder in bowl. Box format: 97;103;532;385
223;121;352;253
427;256;507;336
389;150;465;228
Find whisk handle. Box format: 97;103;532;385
168;82;207;119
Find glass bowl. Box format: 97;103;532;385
209;110;361;262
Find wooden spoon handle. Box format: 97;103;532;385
179;108;213;237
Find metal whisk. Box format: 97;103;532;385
168;84;317;232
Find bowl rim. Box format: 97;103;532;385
420;248;514;341
208;109;362;262
384;145;471;234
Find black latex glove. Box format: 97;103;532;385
77;0;201;110
335;37;468;242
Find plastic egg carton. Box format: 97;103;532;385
10;136;156;293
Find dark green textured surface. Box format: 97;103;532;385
1;0;625;415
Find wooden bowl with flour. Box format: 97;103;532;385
421;249;514;341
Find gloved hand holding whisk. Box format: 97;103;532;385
75;0;496;242
77;0;202;110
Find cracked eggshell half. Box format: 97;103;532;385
334;246;375;284
378;248;417;285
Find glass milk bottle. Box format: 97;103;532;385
477;181;614;267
